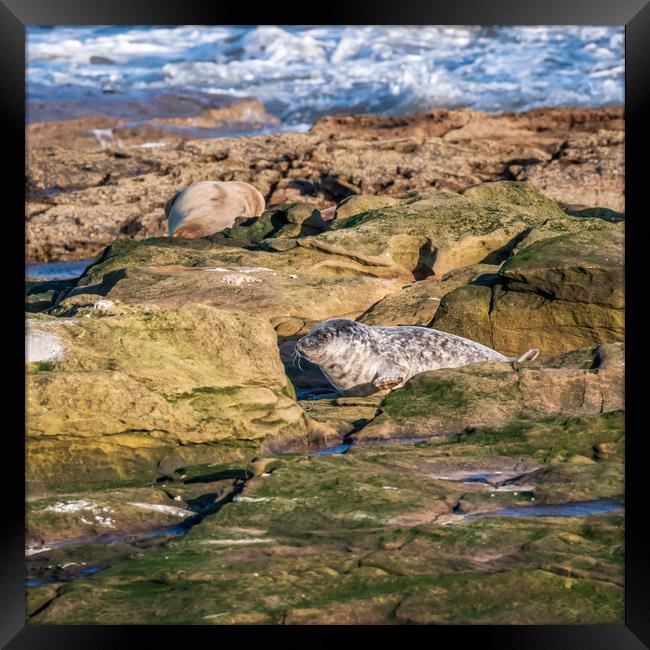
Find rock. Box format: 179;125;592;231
223;202;330;243
246;457;279;479
593;441;619;461
26;487;195;550
26;278;75;313
89;56;116;65
358;264;499;326
27;107;624;263
515;130;624;213
432;229;624;357
166;181;265;238
354;343;624;443
394;569;621;624
313;106;623;140
26;304;309;493
567;455;596;465
271;317;305;337
500;230;623;308
334;194;404;223
31;410;623;625
50;295;121;318
299;395;382;436
564;206;624;223
302;182;618;279
26;97;278;150
26;324;66;364
62;238;404;324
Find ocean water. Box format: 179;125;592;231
27;26;623;127
26;258;94;280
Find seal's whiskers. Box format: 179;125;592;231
293;347;305;371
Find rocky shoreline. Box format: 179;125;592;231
25;106;624;624
27;106;623;263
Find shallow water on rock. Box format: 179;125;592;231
27;563;107;587
296;387;341;401
311;443;352;456
26;523;192;587
473;498;624;519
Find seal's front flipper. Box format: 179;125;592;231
373;373;404;391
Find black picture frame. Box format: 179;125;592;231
5;1;649;646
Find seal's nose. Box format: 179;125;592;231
296;336;314;356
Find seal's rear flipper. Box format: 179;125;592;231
517;348;539;363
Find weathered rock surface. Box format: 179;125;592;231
26;304;309;493
57;239;403;322
307;182;618;279
358;264;499;326
26;487;196;552
355;343;624;443
33;182;622;395
432;229;624;357
28;410;623;625
224;202;331;243
27;107;624;262
26;278;77;313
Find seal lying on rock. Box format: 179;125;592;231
165;180;266;238
296;318;539;396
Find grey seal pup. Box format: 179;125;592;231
165;180;265;238
296;318;539;396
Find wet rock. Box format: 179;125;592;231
565;206;624;223
26;278;76;313
26;487;195;551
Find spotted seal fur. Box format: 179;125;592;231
295;318;539;396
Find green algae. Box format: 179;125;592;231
29;408;624;625
382;378;469;418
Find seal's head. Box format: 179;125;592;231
295;319;366;364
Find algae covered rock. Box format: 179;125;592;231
333;194;404;223
564;206;624;223
26;278;75;313
433;229;624;356
30;409;623;625
223;202;330;244
301;181;619;279
66;237;404;324
355;343;623;442
499;229;623;308
26;487;195;551
26;303;308;492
